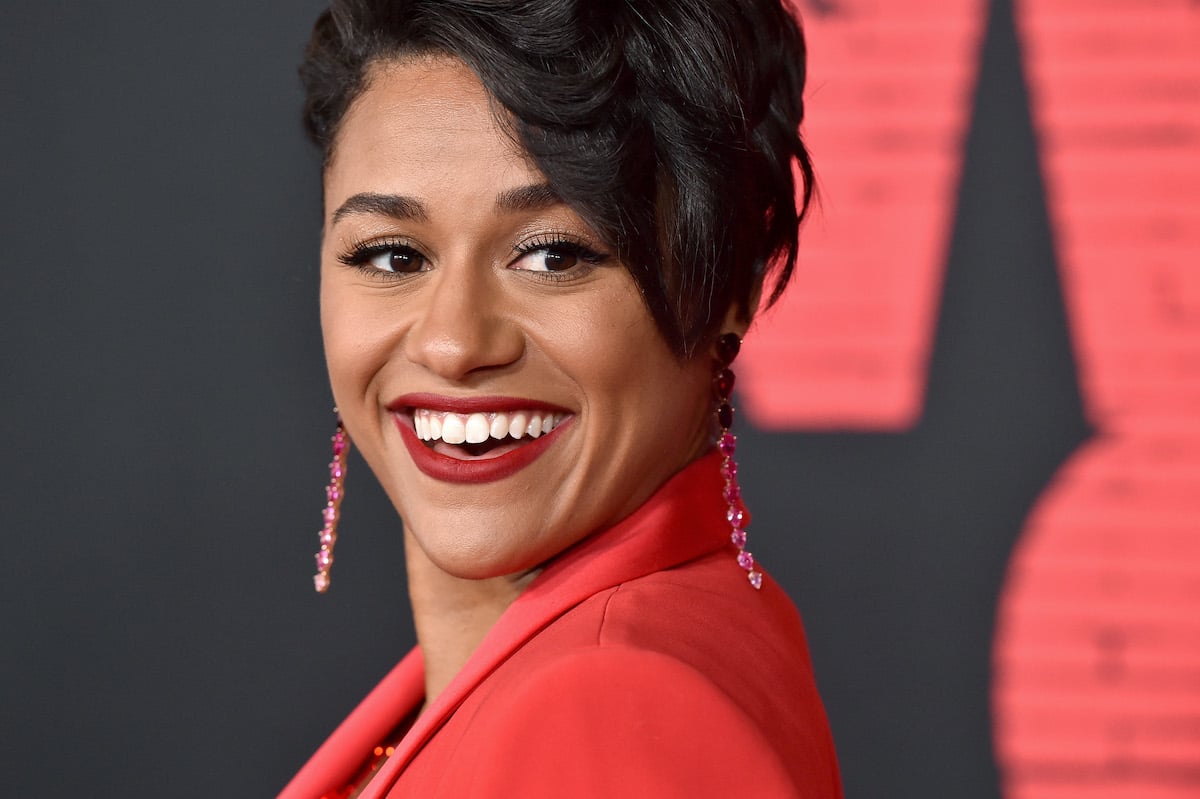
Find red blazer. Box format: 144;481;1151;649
279;452;843;798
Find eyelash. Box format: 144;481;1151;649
336;234;610;281
337;237;423;279
513;233;610;281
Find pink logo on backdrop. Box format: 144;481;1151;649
747;1;1200;796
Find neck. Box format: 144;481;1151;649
404;531;538;711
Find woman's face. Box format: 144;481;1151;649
321;56;715;580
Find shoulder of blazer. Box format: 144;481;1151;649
452;646;801;799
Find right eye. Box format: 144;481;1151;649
365;246;426;273
339;241;429;274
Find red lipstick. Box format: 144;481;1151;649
389;394;574;484
388;393;566;415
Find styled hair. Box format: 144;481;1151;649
300;0;814;356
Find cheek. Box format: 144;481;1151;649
319;277;400;410
551;284;665;382
562;291;710;440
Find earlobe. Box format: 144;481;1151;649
744;275;766;323
719;276;764;341
720;315;751;342
717;299;758;344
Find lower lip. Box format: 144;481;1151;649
395;414;573;484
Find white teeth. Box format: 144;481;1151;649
490;414;510;439
509;412;528;439
441;414;467;445
464;413;489;444
410;408;566;444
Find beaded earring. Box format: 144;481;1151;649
714;333;762;590
313;413;350;594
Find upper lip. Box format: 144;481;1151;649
387;393;571;415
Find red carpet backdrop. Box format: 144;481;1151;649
742;0;986;428
744;1;1200;796
2;2;1195;796
996;2;1200;797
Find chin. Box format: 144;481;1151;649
410;515;561;581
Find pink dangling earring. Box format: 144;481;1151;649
313;412;350;594
714;333;762;590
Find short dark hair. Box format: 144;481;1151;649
300;0;814;356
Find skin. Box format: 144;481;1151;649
320;55;744;707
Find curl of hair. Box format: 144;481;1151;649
300;0;814;356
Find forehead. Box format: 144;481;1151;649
324;56;535;208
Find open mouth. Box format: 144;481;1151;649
407;408;570;461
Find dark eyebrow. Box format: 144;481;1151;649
495;182;562;213
331;192;429;225
331;183;561;225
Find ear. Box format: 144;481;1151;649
718;276;765;341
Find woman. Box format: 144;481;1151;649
281;1;842;796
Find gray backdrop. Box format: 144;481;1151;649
1;1;1085;796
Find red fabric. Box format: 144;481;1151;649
279;452;842;798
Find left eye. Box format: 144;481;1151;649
365;247;426;273
513;246;581;273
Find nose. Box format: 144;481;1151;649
403;264;525;381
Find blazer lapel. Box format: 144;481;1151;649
277;648;424;799
362;451;730;797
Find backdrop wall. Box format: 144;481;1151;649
2;1;1195;797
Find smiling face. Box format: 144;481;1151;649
320;56;717;580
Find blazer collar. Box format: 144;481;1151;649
281;450;729;799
